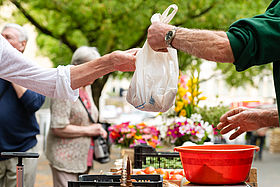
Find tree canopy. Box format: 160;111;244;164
0;0;273;107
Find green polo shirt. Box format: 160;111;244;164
226;0;280;123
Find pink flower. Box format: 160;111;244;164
142;134;152;140
171;129;179;138
137;139;146;144
126;133;132;139
179;75;188;88
121;128;129;133
118;137;124;143
143;128;150;134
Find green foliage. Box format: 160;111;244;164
197;103;230;127
36;34;72;66
4;0;271;67
216;63;273;88
1;0;273;105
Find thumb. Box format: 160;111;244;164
126;48;140;55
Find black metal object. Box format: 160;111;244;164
134;144;182;169
0;152;39;187
1;152;39;159
68;174;163;187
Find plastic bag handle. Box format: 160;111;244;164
160;4;178;24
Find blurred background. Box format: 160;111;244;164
0;0;279;186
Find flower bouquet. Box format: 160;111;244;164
166;113;214;146
108;122;160;148
159;70;218;146
175;72;206;118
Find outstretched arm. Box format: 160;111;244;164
0;35;137;101
70;49;137;90
147;22;234;63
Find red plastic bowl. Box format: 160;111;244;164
174;144;259;184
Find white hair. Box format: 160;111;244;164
2;23;28;42
71;46;101;65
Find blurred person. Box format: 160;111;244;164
0;30;137;101
245;132;253;145
0;23;45;187
147;0;280;139
250;128;269;160
46;46;107;187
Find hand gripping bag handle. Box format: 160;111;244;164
160;4;178;24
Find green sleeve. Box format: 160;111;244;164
226;0;280;72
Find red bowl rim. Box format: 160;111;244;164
174;144;259;153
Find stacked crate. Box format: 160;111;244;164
134;144;182;169
269;128;280;153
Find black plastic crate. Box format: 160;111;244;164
134;144;182;169
68;174;163;187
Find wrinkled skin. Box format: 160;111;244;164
147;22;173;52
217;107;279;140
111;48;139;72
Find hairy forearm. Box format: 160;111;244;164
70;54;113;90
172;28;235;63
52;125;90;138
261;109;279;128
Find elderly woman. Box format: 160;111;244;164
46;46;107;187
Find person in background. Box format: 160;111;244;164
0;23;45;187
46;46;107;187
250;128;269;160
147;0;280;139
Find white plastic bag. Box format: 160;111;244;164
126;4;179;112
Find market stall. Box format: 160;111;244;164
68;144;259;187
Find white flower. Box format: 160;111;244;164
186;118;194;125
179;125;188;134
191;113;202;122
159;125;168;139
196;127;205;140
166;118;175;126
175;116;187;123
146;116;163;127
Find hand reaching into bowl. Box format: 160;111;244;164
217;107;279;140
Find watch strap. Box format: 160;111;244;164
165;26;178;48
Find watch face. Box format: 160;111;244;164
166;31;173;40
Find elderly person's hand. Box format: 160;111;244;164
87;123;107;138
147;22;174;52
109;48;139;72
217;107;277;140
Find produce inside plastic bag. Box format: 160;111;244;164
126;4;179;112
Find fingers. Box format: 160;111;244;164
218;122;245;140
217;121;228;130
147;22;172;52
229;128;245;140
220;123;239;135
217;107;250;141
220;108;241;122
218;108;247;130
101;129;108;138
94;123;107;138
111;50;136;72
157;48;168;52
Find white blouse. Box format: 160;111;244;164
0;35;78;101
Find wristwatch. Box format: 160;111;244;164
165;27;178;48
